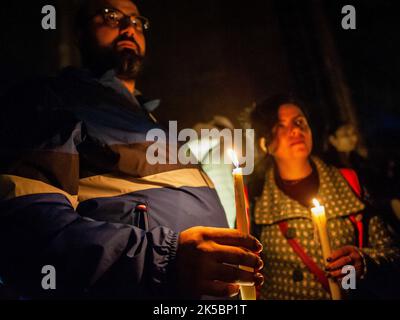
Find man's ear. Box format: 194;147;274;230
259;137;268;155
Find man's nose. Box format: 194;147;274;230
119;19;140;39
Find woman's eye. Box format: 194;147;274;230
295;118;307;127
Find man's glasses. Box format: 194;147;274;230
96;8;150;33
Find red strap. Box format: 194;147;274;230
348;215;364;249
339;169;364;248
339;169;361;197
279;222;330;292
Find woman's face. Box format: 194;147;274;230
269;104;313;162
329;124;358;153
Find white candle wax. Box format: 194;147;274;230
229;150;257;300
311;199;342;300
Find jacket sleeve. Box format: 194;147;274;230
360;212;400;297
362;215;400;269
0;192;179;299
340;171;400;282
0;87;179;298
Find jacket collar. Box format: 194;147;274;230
99;69;161;112
59;67;161;113
254;157;365;225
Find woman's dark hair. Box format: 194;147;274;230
251;93;311;145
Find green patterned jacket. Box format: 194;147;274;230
254;157;400;300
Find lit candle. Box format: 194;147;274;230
228;149;257;300
311;199;342;300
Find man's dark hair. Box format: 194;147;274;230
251;93;310;144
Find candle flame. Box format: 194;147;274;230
312;199;321;208
227;149;240;168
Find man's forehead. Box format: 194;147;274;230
90;0;140;15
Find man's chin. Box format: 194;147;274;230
114;52;144;80
116;67;143;81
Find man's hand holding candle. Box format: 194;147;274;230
175;227;264;298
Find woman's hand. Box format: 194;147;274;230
326;245;365;281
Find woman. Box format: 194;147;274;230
322;121;370;182
250;94;400;300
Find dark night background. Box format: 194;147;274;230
0;0;399;198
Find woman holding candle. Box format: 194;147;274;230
249;94;400;300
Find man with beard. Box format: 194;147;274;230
0;0;263;299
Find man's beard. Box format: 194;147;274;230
81;36;145;80
113;48;144;80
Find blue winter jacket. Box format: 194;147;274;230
0;68;228;299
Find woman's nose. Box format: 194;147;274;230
290;125;301;136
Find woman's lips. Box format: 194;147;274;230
290;139;305;146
